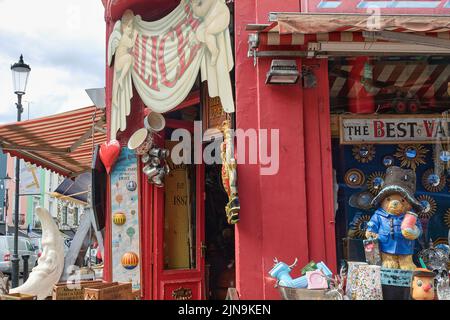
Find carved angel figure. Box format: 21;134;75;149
191;0;230;66
108;9;138;140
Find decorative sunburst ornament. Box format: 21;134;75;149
394;144;428;170
422;169;445;192
444;209;450;229
352;144;375;163
416;195;437;220
367;172;386;195
352;215;372;239
434;144;450;172
344;169;365;188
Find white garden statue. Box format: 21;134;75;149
9;207;64;299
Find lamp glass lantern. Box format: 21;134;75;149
266;60;300;85
11;55;31;95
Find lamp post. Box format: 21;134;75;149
10;55;31;288
0;174;11;224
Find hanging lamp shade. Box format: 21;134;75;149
11;54;31;95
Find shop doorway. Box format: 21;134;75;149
152;106;236;300
204;163;235;300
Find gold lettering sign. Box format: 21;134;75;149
202;82;230;142
172;287;192;300
339;114;450;144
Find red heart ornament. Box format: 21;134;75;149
99;140;121;174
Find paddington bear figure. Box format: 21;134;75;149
365;166;423;271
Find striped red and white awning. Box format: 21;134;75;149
254;13;450;47
329;59;450;100
0;106;106;177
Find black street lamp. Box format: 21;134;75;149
10;55;31;288
0;174;11;223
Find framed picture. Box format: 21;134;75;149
201;81;231;143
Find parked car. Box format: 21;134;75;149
0;236;39;275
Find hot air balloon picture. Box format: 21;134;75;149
115;193;124;208
121;252;139;270
127;226;136;245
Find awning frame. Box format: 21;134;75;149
247;12;450;63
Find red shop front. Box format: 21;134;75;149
101;0;450;300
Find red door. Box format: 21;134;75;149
152;121;205;300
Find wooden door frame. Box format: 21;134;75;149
151;120;206;300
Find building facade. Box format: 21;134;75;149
101;0;450;300
3;154;84;233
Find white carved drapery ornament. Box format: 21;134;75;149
108;0;234;140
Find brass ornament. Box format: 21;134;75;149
394;144;428;171
444;209;450;229
172;287;193;300
367;171;386;195
433;144;450;171
416;195;437;220
422;169;445;193
352;144;375;163
348;214;372;239
382;155;395;167
344;169;365;188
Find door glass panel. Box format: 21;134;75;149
164;140;197;270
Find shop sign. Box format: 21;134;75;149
340;114;450;144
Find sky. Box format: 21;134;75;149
0;0;105;124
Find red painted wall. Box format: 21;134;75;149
103;0;338;300
234;0;337;300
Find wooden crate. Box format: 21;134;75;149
52;280;104;300
84;282;133;300
1;293;37;300
131;289;142;300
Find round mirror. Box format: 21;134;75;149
428;174;441;187
382;156;394;167
344;169;365;188
349;174;359;183
440;150;450;162
405;147;417;159
359;146;369;158
352;145;375;163
373;177;384;190
420;200;431;213
126;181;137;192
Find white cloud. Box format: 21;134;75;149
0;0;105;124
